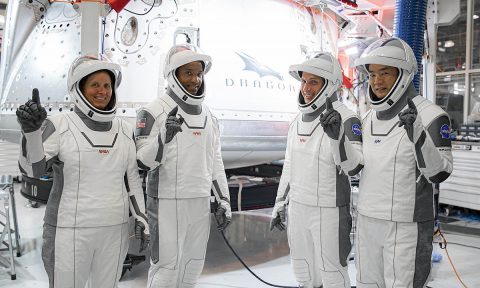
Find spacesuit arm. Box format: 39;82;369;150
134;108;166;171
18;119;60;178
329;115;364;176
269;128;292;231
411;114;453;183
126;134;148;232
210;116;232;230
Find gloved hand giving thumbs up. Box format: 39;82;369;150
16;88;47;133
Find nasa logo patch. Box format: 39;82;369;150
352;123;362;136
440;124;450;139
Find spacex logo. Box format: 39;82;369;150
235;52;283;80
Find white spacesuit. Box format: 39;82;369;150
271;53;362;288
354;38;453;288
17;56;149;288
135;44;231;288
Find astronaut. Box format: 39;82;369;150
16;55;149;288
270;52;362;288
135;44;232;288
354;37;453;287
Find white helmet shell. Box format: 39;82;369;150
163;44;212;106
289;52;343;113
68;55;122;122
355;37;417;112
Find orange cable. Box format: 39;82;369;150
436;229;469;288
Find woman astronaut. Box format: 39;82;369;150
16;55;149;288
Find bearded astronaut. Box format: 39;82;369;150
135;44;232;288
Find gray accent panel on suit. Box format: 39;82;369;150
296;121;322;136
146;167;159;198
212;180;228;201
429;171;451;184
414;131;427;169
41;223;56;288
74;107;112;131
80;132;118;148
43;156;65;226
42;120;56;142
377;83;416;121
348;164;363;176
21;136;27;158
343;117;362;143
146;195;160;264
167;88;202;115
413;220;434;288
302;107;322;122
413;167;434;222
135;109;156;137
339;134;347;162
137;160;150;171
32;158;47;178
335;166;350;207
338;205;352;267
426;115;451;148
154;134;164;164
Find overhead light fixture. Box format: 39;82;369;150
438;47;446;52
444;40;455;48
474;14;479;20
345;46;358;55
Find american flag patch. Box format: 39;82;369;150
137;118;146;129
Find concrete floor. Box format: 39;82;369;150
0;140;479;288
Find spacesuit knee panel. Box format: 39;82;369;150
292;259;312;284
148;267;178;288
322;270;349;288
181;258;205;285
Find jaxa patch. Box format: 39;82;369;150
352;123;362;136
440;124;450;139
136;118;146;129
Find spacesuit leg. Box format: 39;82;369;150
314;206;351;288
148;199;184;288
288;201;318;288
178;197;211;288
88;223;129;288
383;220;433;288
355;214;386;288
42;224;94;288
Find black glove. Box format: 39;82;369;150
16;88;47;133
320;98;342;140
135;219;150;253
215;203;232;231
269;201;286;231
165;106;184;144
398;97;418;142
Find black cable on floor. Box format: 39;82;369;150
217;226;298;288
215;214;356;288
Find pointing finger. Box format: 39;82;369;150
32;88;41;105
168;106;178;117
407;97;416;110
325;97;333;111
